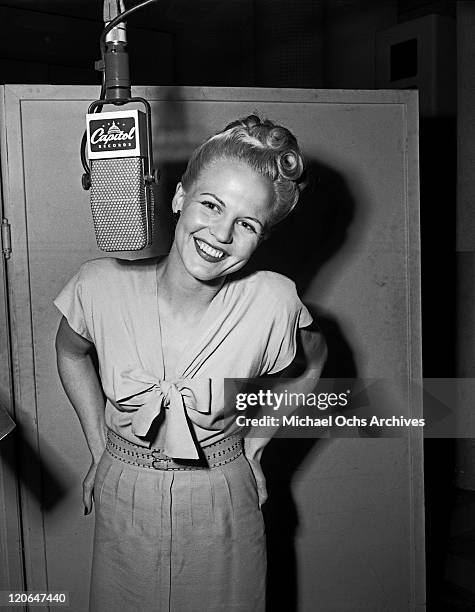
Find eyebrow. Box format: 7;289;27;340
200;192;264;229
200;192;226;207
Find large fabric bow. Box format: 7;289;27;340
115;369;211;459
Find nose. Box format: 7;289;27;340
209;216;233;244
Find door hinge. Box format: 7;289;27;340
1;218;11;259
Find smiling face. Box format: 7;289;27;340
169;157;275;284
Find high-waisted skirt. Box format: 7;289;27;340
89;431;266;612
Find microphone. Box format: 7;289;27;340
81;0;158;252
86;107;154;252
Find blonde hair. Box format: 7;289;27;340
181;114;307;226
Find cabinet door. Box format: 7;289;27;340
0;85;423;612
0;201;24;609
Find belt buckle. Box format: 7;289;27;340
151;449;168;470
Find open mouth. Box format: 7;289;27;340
194;238;227;263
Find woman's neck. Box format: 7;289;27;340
157;247;226;316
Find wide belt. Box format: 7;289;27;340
106;428;243;471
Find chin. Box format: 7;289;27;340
186;260;247;283
183;262;224;283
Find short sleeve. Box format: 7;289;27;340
53;263;94;342
261;279;314;375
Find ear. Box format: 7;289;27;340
172;182;186;214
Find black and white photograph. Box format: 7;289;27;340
0;1;468;611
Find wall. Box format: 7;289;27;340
0;0;324;89
456;2;475;256
0;85;423;611
455;2;475;489
322;1;398;88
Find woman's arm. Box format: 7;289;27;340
277;327;328;379
244;327;327;505
55;316;107;513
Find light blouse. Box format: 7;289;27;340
54;257;314;503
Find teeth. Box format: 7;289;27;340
196;239;225;259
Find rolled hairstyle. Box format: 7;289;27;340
181;115;307;227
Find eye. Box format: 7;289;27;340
237;219;258;234
201;200;221;212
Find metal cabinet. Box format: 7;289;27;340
0;85;423;611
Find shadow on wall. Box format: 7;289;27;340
2;425;70;512
0;385;71;512
149;86;194;256
247;157;358;611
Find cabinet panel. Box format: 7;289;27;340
0;85;423;611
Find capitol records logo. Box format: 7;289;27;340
89;117;136;152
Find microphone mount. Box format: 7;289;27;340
87;97;158;187
81;0;159;190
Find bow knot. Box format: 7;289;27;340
115;369;211;459
158;379;173;407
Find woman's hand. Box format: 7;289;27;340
55;317;108;515
244;437;268;507
83;460;99;515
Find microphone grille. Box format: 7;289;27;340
90;157;153;251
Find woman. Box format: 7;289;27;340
55;115;327;611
